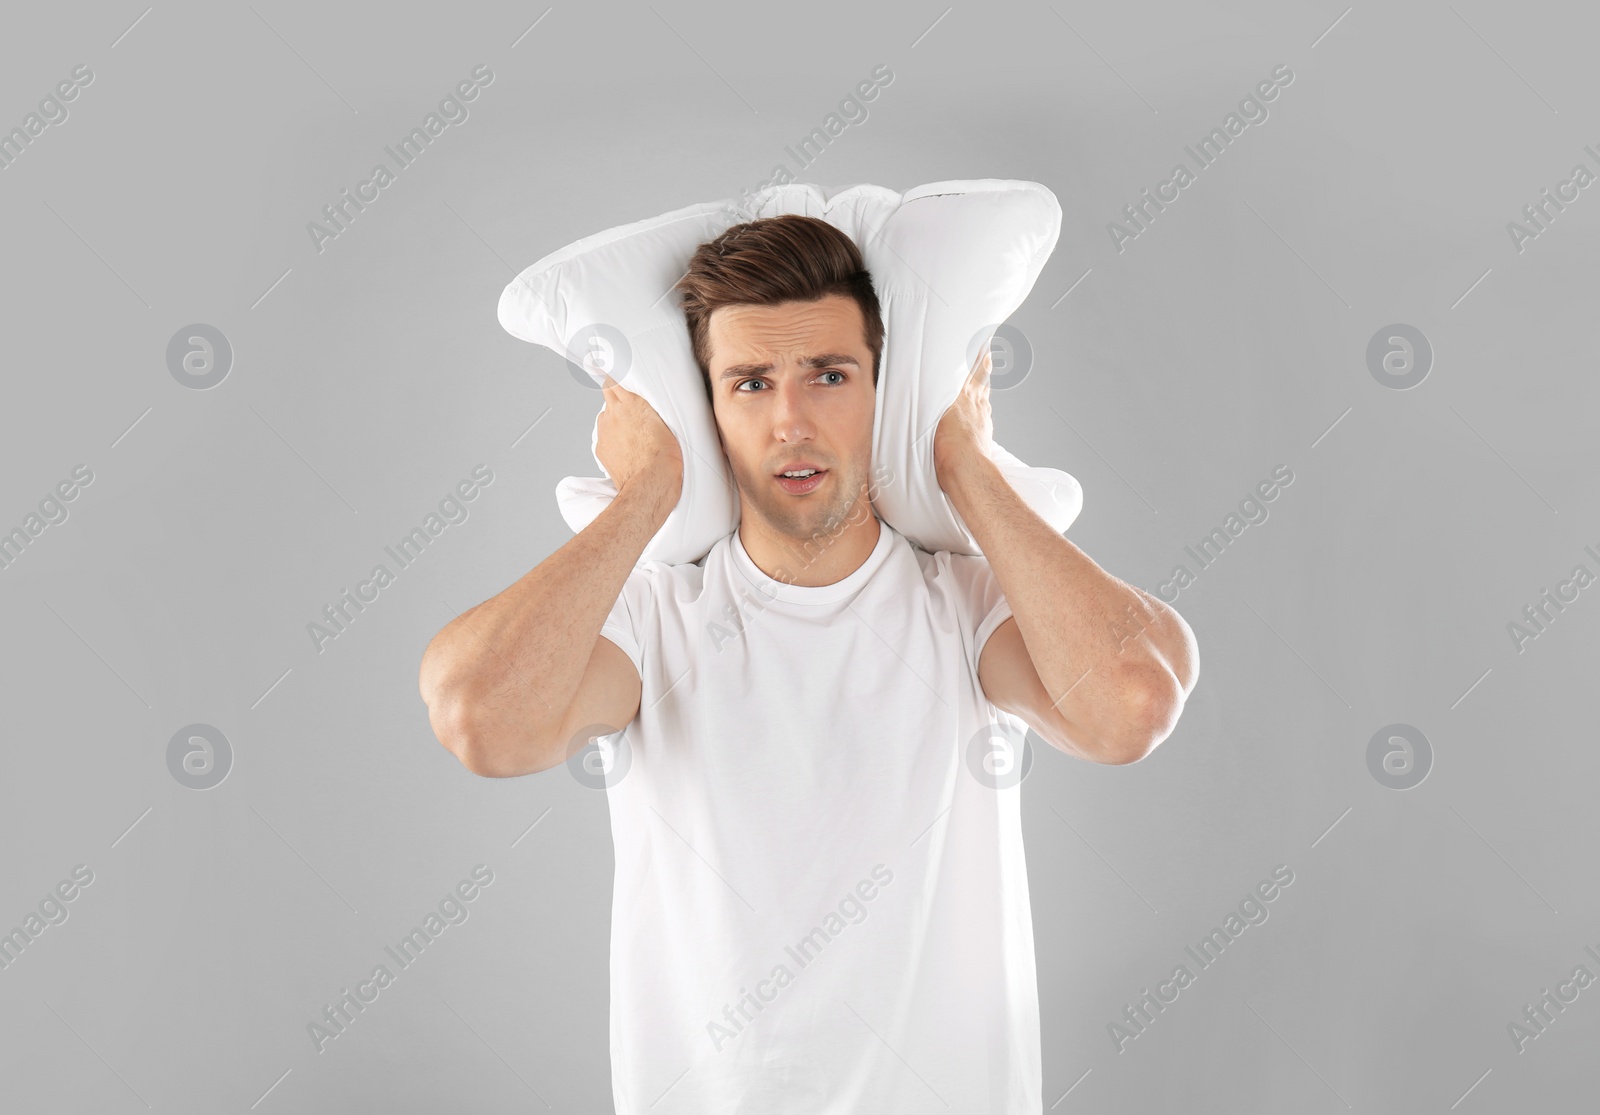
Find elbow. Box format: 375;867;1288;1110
425;692;562;779
426;694;501;778
1089;670;1188;766
419;646;503;777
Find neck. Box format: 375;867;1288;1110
738;506;882;587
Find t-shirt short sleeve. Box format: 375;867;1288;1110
599;564;656;677
937;550;1015;665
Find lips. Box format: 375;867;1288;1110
774;465;827;494
773;461;826;477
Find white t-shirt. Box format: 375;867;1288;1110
596;517;1042;1114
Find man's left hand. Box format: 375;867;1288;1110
933;349;996;491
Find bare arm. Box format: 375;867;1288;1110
934;354;1198;764
420;375;682;778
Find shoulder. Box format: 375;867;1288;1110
915;544;997;584
619;542;719;603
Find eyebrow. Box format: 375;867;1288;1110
717;354;861;381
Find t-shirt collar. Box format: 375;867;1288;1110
728;516;896;605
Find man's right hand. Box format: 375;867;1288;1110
596;374;684;506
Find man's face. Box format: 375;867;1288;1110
706;294;876;547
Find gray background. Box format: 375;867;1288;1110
1;0;1596;1111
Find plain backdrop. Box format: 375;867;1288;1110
1;1;1596;1111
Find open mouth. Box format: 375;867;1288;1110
775;468;827;494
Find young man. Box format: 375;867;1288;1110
419;215;1198;1113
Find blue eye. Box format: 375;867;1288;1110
734;370;845;392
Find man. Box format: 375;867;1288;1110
419;214;1198;1112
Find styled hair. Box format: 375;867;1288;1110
675;214;884;404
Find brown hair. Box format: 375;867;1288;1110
675;214;884;404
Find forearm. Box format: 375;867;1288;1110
419;476;674;754
942;452;1196;750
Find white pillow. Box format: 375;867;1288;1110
496;178;1082;565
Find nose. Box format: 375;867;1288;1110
771;374;816;443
